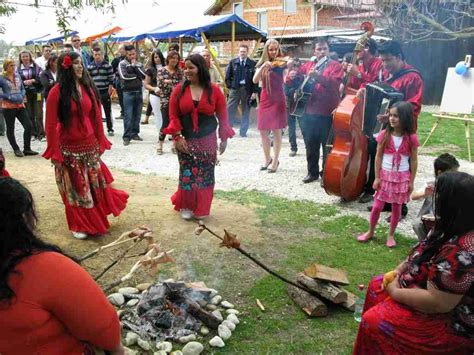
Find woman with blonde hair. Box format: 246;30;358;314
253;39;287;173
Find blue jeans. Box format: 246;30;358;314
287;110;300;151
123;90;143;140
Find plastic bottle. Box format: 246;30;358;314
354;284;365;323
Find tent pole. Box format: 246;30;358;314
231;21;236;58
250;37;262;59
201;32;228;96
188;41;197;55
179;37;183;58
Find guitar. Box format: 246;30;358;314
290;56;330;117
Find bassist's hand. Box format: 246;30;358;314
377;114;389;124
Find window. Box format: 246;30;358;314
257;11;268;31
233;2;243;17
284;0;297;14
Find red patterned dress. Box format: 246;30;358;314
354;231;474;354
164;83;234;217
43;84;128;235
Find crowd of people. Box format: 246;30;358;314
0;34;472;354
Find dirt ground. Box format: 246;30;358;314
6;153;264;289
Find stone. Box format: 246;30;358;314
209;336;225;347
124;347;138;355
119;287;139;295
199;326;209;335
107;293;125;306
205;304;217;311
124;332;139;346
137;338;151;351
218;324;232;340
210;295;222;305
179;334;196;344
156;341;173;353
126;299;139;307
211;309;223;322
170;352;183;355
136;282;152;291
182;341;204;355
154;351;167;355
227;313;240;324
226;309;240;315
220;301;234;309
222;320;236;331
209;288;218;298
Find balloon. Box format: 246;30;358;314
455;61;468;76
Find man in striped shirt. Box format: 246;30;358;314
88;47;114;136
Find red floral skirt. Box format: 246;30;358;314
171;133;217;216
55;141;128;235
353;276;474;354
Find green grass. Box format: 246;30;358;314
417;112;473;161
208;191;415;354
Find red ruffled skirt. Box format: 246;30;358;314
375;169;411;204
55;142;128;235
353;276;474;354
171;133;217;217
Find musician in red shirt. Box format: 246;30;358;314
359;40;423;208
286;38;344;184
346;38;384;90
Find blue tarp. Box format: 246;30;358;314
110;14;266;42
25;31;79;45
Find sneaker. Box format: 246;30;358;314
302;174;318;184
72;231;88;240
358;192;374;203
123;139;130;146
132;135;143;141
23;150;39;156
180;209;193;220
108;130;115;137
289;150;297;157
14;150;24;157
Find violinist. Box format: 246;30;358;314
286;38;344;184
346;38;384;90
253;39;287;173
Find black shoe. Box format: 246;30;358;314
385;214;406;223
302;175;318;184
240;134;247;138
367;202;391;212
289;150;297;157
123;139;130;146
260;158;273;171
107;130;115;137
102;117;106;122
14;150;24;157
358;192;374;203
23;150;39;156
132;135;143;141
402;203;408;217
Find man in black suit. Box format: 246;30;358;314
225;44;256;137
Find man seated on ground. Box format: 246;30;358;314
411;153;459;241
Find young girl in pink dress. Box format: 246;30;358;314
358;101;419;247
253;39;287;173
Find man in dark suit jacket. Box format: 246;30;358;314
225;44;256;137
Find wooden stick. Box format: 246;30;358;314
256;298;265;311
297;273;347;304
287;285;328;317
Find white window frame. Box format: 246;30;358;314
257;11;268;31
283;0;297;14
233;2;243;17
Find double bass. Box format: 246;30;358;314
323;22;374;201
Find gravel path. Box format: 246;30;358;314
2;103;473;238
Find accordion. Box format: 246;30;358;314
363;83;404;138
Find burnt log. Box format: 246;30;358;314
287;285;328;317
297;273;347;304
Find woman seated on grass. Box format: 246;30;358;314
354;171;474;354
0;177;124;355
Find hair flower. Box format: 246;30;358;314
61;55;72;69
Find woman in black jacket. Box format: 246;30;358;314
39;55;58;100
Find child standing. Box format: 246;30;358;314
358;101;419;248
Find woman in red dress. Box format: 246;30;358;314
43;52;128;240
253;39;287;173
164;54;234;220
354;171;474;354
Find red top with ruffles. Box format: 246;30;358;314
0;252;121;355
43;84;112;163
164;83;235;140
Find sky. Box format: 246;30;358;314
1;0;212;43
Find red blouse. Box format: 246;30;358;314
348;56;384;90
164;83;234;140
43;84;111;163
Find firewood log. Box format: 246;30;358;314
297;273;347;304
287;285;328;317
340;289;358;312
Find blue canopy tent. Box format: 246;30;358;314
26;31;79;45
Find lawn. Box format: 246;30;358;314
417;112;473;161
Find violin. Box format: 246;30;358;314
271;56;290;68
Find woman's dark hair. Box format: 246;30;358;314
413;172;474;265
179;54;212;104
57;52;100;127
381;101;414;150
45;54;58;71
434;153;459;177
0;178;66;305
165;50;180;69
148;49;165;70
169;43;179;52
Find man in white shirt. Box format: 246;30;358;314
71;34;91;67
34;44;52;70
